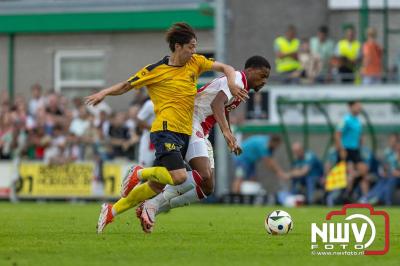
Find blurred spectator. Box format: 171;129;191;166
361;27;382;85
298;39;321;83
335;101;369;197
231;134;288;193
26;127;51;160
28;84;45;117
69;106;91;159
310;26;335;83
335;26;361;83
0;111;14;159
95;110;111;140
11;119;28;159
130;90;149;106
108;112;137;159
136;99;156;167
69;106;90;138
247;93;267;119
45;93;63;116
360;141;400;205
125;104;140;132
59;95;70;115
274;25;302;84
86;89;112;120
71;97;84;118
288;142;324;204
43;125;68;164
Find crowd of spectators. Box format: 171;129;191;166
0;84;146;164
273;24;393;84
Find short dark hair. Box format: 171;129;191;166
165;22;197;52
319;25;329;35
287;24;296;32
270;134;281;144
244;56;271;70
348;100;359;107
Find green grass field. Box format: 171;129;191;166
0;203;399;266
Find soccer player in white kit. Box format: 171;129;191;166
136;99;156;167
136;56;271;232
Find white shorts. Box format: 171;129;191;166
138;133;156;167
185;127;215;169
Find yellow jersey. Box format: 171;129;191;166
127;54;214;135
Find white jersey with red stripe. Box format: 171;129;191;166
193;70;248;137
185;71;249;167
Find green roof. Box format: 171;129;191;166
0;8;214;34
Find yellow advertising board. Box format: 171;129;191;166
17;162;128;198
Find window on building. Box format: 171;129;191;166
54;50;105;97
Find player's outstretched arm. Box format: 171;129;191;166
264;157;289;180
211;91;241;155
85;81;132;106
211;62;249;102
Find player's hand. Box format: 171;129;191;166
229;83;249;102
233;146;242;156
85;91;105;106
223;131;241;155
279;172;290;180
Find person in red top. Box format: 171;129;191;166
361;27;383;85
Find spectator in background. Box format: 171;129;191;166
288;142;324;204
69;106;90;138
310;26;335;83
335;101;369;198
0;111;14;159
45;93;63;117
125;104;140;133
71;97;84;118
86;89;112;120
108;112;137;159
95;110;111;140
44;135;76;165
248;93;267;119
231;134;288;193
12;96;28;125
28;84;45;117
298;39;321;83
274;25;302;84
360;141;400;205
26;126;50;160
136;99;156;167
69;106;90;159
335;26;361;83
361;27;382;85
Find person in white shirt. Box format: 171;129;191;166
136;99;156;167
28;83;45;117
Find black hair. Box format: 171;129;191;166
319;25;329;35
348;100;359;107
270;134;281;143
165;22;197;52
244;56;271;70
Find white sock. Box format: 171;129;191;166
162;170;202;201
146;192;167;210
156;186;206;214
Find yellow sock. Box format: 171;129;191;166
112;182;157;215
139;167;175;185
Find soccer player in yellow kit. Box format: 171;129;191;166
85;22;248;233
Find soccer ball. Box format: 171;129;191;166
265;210;293;235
